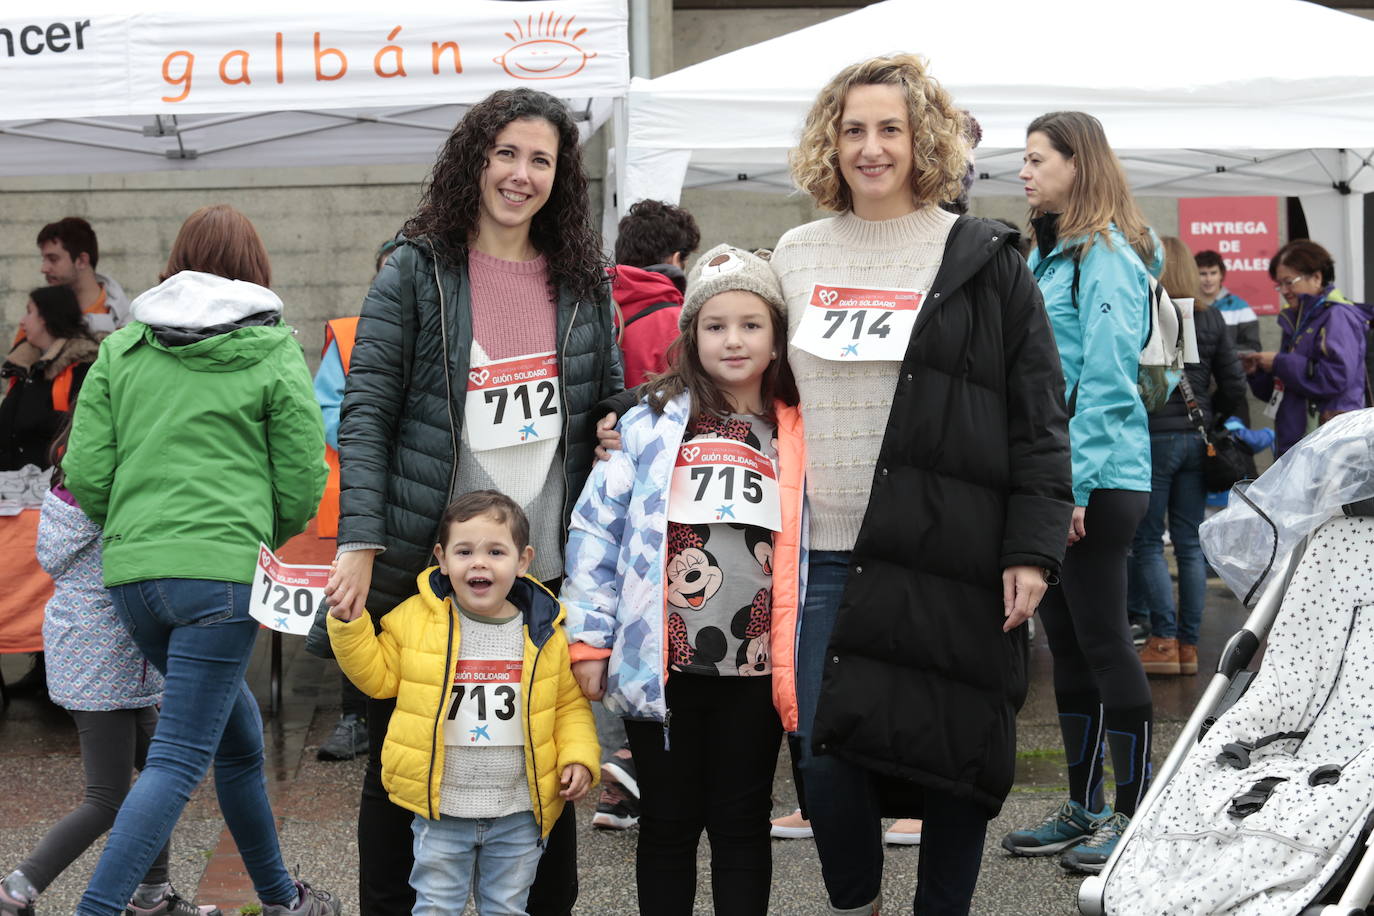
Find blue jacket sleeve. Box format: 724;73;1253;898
313;340;346;451
560;415;640;651
1068;244;1149;506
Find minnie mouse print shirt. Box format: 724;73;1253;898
665;413;777;677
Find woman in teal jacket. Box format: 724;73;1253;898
64;205;338;916
1000;112;1158;876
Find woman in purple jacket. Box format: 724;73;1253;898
1244;239;1371;455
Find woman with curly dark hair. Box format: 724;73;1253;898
324;87;622;915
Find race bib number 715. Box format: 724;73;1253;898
790;284;924;362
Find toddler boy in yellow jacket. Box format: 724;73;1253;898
329;489;598;916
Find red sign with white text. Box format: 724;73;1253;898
1177;197;1281;316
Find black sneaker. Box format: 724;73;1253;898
317;713;367;761
591;780;640;829
1129;623;1150;646
601;753;639;799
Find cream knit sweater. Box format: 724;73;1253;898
771;206;957;551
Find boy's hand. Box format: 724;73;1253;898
559;763;592;801
326;562;365;621
571;659;608;700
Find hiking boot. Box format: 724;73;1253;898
1178;643;1198;676
1059;811;1131;874
1001;799;1106;856
770;808;813;839
261;880;341;916
316;713;367;761
591;780;640;829
600;752;639;799
1139;637;1181;676
884;818;922;846
125;885;222;915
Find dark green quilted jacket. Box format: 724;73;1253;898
338;239;623;614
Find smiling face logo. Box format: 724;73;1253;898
495;12;598;81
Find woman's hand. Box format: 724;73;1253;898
1067;506;1087;546
1240;351;1275;375
326;549;376;622
560;763;593;801
571;658;608;700
1002;565;1049;632
594;412;622;462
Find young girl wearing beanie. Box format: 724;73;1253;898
561;244;802;915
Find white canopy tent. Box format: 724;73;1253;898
620;0;1374;296
0;0;629;174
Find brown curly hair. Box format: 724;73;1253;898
790;54;969;213
404;88;607;301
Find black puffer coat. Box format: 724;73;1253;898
1147;305;1247;433
338;240;623;613
810;217;1074;816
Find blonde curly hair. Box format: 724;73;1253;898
791;54;970;213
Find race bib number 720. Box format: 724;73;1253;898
248;544;330;636
790;284;924;362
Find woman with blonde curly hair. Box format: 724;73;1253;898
768;54;1073;913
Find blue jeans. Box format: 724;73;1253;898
77;580;296;915
410;811;543;916
1128;433;1207;644
796;552;987;915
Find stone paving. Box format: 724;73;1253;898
0;575;1247;915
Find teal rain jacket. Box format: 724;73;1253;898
1030;223;1162;506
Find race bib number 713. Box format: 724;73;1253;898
790;284;924;362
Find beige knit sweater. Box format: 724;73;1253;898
771;206;957;550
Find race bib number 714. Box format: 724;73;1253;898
790;284;924;362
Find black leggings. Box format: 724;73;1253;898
19;707;170;892
624;673;781;916
1037;488;1153;816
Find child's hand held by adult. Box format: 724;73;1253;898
571;658;608;700
326;548;376;620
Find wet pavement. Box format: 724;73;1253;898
0;570;1251;915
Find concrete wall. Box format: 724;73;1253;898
0;165;428;365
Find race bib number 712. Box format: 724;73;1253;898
790;284;924;362
464;352;562;452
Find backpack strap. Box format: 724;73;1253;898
623;299;680;329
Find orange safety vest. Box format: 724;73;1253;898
318;317;359;538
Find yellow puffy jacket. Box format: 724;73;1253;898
328;568;599;836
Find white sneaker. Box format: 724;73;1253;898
884;818;922;845
770;808;813;839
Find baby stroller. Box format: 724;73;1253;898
1078;410;1374;916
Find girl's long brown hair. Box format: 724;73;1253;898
642;294;798;424
1025;111;1154;264
162;204;271;286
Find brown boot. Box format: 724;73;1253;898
1139;636;1180;675
1178;643;1198;676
